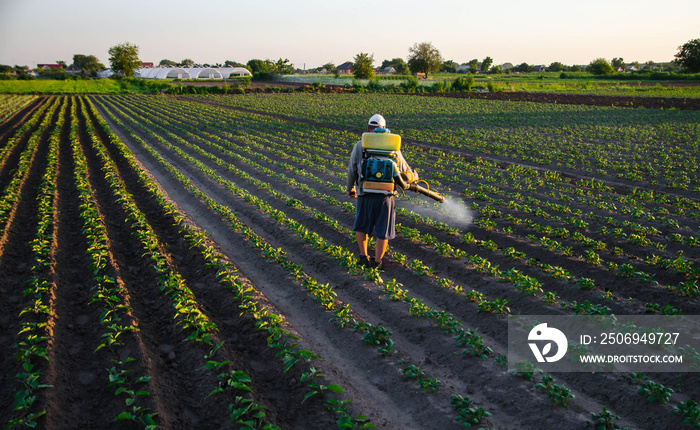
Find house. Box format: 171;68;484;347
625;65;638;72
140;62;154;68
531;65;546;72
456;64;471;72
337;61;354;75
37;64;63;70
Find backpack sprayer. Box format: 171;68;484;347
361;129;445;203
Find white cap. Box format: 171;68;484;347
368;114;386;128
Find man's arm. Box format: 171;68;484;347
347;142;361;196
395;150;413;176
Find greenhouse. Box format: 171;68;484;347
136;67;191;79
134;67;252;80
186;68;222;79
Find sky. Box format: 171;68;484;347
1;0;698;70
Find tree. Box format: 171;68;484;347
489;65;502;74
56;60;67;68
380;58;409;75
480;56;493;74
271;58;294;74
674;38;700;73
159;59;177;67
246;59;269;74
588;58;615;75
108;42;140;77
407;42;443;77
467;59;479;72
352;52;374;79
322;62;337;74
180;58;195;67
547;62;566;72
73;54;103;72
514;62;531;73
611;57;625;70
224;60;246;68
441;60;458;73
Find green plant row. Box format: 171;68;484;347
0;98;53;171
0;98;59;237
88;96;374;429
6;97;64;430
465;182;693;249
0;95;37;126
68;98;157;428
465;200;697;299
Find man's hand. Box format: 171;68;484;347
348;189;357;198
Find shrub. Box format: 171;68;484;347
451;75;474;91
367;78;382;91
400;76;419;92
252;71;279;81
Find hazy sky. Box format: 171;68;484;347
1;0;698;69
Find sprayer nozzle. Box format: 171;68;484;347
409;183;445;203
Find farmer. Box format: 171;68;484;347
347;114;414;269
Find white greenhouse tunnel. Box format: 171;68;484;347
134;67;251;79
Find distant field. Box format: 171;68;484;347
0;79;124;94
280;72;700;98
2;74;700;98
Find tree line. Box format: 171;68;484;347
3;38;698;80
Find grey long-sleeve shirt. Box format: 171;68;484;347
346;139;411;196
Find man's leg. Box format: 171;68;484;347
356;231;369;257
374;238;388;264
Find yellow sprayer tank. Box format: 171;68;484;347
361;131;401;152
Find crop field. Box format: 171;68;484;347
0;92;698;429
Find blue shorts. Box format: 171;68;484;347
353;194;396;240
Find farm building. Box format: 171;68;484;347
337;62;354;75
134;67;251;79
